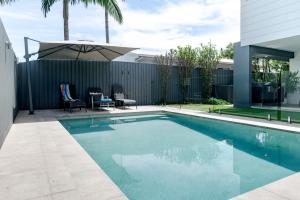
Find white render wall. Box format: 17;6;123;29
287;51;300;105
0;18;17;147
241;0;300;46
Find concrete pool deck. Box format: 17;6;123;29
1;106;300;200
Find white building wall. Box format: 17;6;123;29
287;51;300;105
0;18;17;147
241;0;300;46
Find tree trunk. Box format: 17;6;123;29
63;0;69;40
105;8;109;43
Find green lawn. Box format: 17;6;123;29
167;103;300;123
168;103;233;112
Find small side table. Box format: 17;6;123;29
89;92;102;110
89;92;115;110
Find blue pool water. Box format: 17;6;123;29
60;113;300;200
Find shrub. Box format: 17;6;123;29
205;98;230;105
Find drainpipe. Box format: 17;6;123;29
24;37;34;115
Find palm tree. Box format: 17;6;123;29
42;0;123;40
105;0;124;43
1;0;123;41
105;8;109;43
0;0;15;4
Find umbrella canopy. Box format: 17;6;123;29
37;40;138;61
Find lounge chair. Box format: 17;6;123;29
88;87;115;110
111;84;137;109
60;83;86;112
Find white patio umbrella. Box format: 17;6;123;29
37;40;138;61
24;38;139;114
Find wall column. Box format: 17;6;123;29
233;42;252;107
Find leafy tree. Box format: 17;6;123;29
197;42;220;100
269;60;289;73
174;46;197;102
155;50;175;105
220;42;234;59
252;58;282;83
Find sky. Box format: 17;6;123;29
0;0;240;60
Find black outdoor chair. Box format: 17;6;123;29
111;84;137;109
60;83;87;112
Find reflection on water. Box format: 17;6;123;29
60;113;300;200
256;131;268;144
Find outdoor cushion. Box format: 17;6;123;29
114;93;125;100
102;98;112;103
116;99;136;106
122;99;136;104
95;98;112;103
111;84;137;108
60;83;80;102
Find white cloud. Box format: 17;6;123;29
0;10;38;21
75;0;241;54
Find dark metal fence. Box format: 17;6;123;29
17;60;233;110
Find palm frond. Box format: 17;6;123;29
41;0;60;17
0;0;15;5
82;0;123;24
70;0;81;5
105;0;123;24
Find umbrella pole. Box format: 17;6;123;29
24;37;34;115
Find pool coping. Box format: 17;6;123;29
164;107;300;134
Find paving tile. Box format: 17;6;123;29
230;188;287;200
63;156;98;174
41;142;59;155
74;174;124;200
79;186;124;200
0;170;51;200
47;168;76;194
51;190;81;200
264;173;300;200
54;137;79;147
44;152;65;169
0;180;10;200
109;195;129;200
29;195;52;200
0;140;42;156
0;153;45;176
71;169;108;187
57;144;86;157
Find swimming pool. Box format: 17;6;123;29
60;112;300;200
